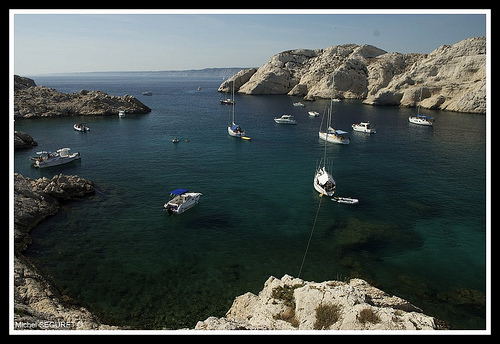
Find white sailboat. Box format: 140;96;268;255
314;78;337;196
227;80;247;137
313;163;336;196
318;79;350;145
409;88;434;126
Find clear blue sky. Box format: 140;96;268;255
11;10;488;76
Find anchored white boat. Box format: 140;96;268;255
319;80;350;145
409;114;434;126
227;80;247;137
30;148;81;168
409;88;434;126
332;196;359;205
314;165;336;196
308;111;320;117
352;121;376;134
163;189;202;215
293;102;305;107
118;110;126;118
73;123;90;132
319;127;350;145
274;114;297;124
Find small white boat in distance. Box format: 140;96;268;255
308;111;320;117
293;102;305;107
352;121;376;134
73;123;90;132
409;114;434;126
220;98;234;105
274;114;297;124
163;189;202;215
118;110;126;118
409;88;434;126
332;196;359;205
31;148;81;168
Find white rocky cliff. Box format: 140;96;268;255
219;37;485;114
196;274;444;331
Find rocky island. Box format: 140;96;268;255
219;37;485;114
14;75;151;118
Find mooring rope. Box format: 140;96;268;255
297;194;323;279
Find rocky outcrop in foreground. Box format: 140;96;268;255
14;173;95;252
13;173;117;330
220;37;485;114
196;274;443;331
14;131;37;150
14;75;151;118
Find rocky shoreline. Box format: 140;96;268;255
13;173;118;330
14;75;151;118
219;37;486;114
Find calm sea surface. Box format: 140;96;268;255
14;74;487;329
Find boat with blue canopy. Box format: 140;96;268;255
163;188;202;215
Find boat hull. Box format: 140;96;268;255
164;192;202;215
274;118;297;124
73;124;90;132
228;126;246;137
409;116;433;126
319;131;350;145
34;153;81;168
333;197;359;205
313;167;336;196
352;124;376;133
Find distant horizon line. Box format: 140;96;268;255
20;67;253;78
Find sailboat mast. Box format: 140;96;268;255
231;80;235;125
323;75;335;164
417;87;423;116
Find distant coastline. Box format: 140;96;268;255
25;67;250;79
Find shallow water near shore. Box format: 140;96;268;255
15;74;487;329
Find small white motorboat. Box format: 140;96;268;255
220;98;234;105
142;91;153;96
118;110;126;118
332;196;359;205
293;102;305;107
352;121;376;134
30;148;81;168
73;123;90;132
163;189;202;215
308;111;320;117
274;114;297;124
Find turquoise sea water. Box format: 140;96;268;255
14;74;487;329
